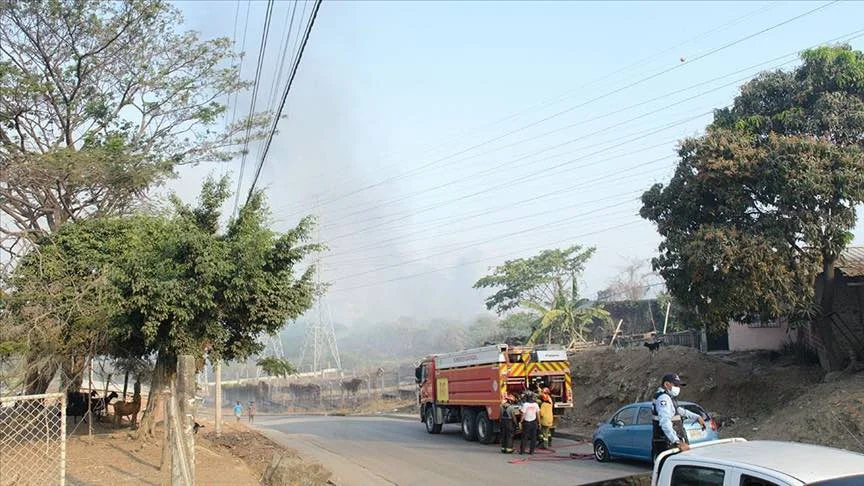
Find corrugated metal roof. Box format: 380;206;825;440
838;246;864;277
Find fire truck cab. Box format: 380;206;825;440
415;343;573;444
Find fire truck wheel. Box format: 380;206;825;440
425;406;442;434
476;411;494;444
461;409;478;441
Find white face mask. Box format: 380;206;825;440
670;386;681;397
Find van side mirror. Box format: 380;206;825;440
414;366;422;383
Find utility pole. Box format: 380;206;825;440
214;360;222;437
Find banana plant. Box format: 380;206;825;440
524;276;611;347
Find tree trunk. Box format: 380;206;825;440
23;350;59;395
815;258;846;371
138;351;176;440
122;370;130;400
60;356;86;392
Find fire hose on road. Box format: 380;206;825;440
507;440;596;464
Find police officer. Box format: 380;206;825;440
652;373;705;460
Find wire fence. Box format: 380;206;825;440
0;392;66;486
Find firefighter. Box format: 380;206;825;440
500;394;518;453
519;391;540;455
652;373;705;460
538;388;554;449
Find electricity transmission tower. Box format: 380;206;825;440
298;213;341;373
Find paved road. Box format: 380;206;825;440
255;415;647;486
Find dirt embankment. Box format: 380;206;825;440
563;346;864;453
64;421;331;485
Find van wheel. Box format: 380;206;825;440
461;409;478;441
425;407;442;434
476;411;494;444
594;440;611;462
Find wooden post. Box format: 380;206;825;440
214;360;222;437
663;302;672;335
160;388;170;475
122;370;130;400
177;355;196;486
87;358;94;443
609;319;624;347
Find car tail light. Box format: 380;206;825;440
710;419;717;431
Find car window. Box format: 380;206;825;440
612;407;637;425
636;407;653;425
741;474;781;486
807;476;864;486
671;465;725;486
682;403;708;419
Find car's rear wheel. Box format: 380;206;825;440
461;409;478;441
594;440;611;462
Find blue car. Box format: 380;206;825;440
592;401;719;463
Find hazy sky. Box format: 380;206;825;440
170;0;864;325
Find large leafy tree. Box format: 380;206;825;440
0;0;267;261
641;45;864;370
474;246;611;348
0;0;269;391
2;178;322;437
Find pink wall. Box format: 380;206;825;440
728;320;796;352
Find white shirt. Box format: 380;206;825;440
654;388;700;444
520;401;540;422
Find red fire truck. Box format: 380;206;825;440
415;343;573;444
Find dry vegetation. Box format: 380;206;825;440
563;346;864;453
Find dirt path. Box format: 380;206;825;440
64;419;330;485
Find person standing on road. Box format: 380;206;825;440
519;392;540;455
500;394;519;454
652;373;705;460
248;401;256;424
233;401;243;423
538;389;554;449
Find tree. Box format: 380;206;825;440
640;45;864;370
474;246;611;348
256;356;298;379
3;177;322;436
112;177;322;437
597;258;654;301
0;0;270;391
0;0;268;260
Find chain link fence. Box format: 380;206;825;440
0;393;66;486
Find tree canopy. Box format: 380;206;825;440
640;45;864;369
2;177;321;403
474;246;611;348
0;0;268;262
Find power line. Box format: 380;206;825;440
325;167;666;280
266;1;301;114
318;58;795;228
285;1;838;218
279;1;780;205
308;26;864;243
325;201;640;268
224;0;252;178
326;189;647;260
324;109;712;241
245;0;323;206
233;0;276;217
330;220;643;293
